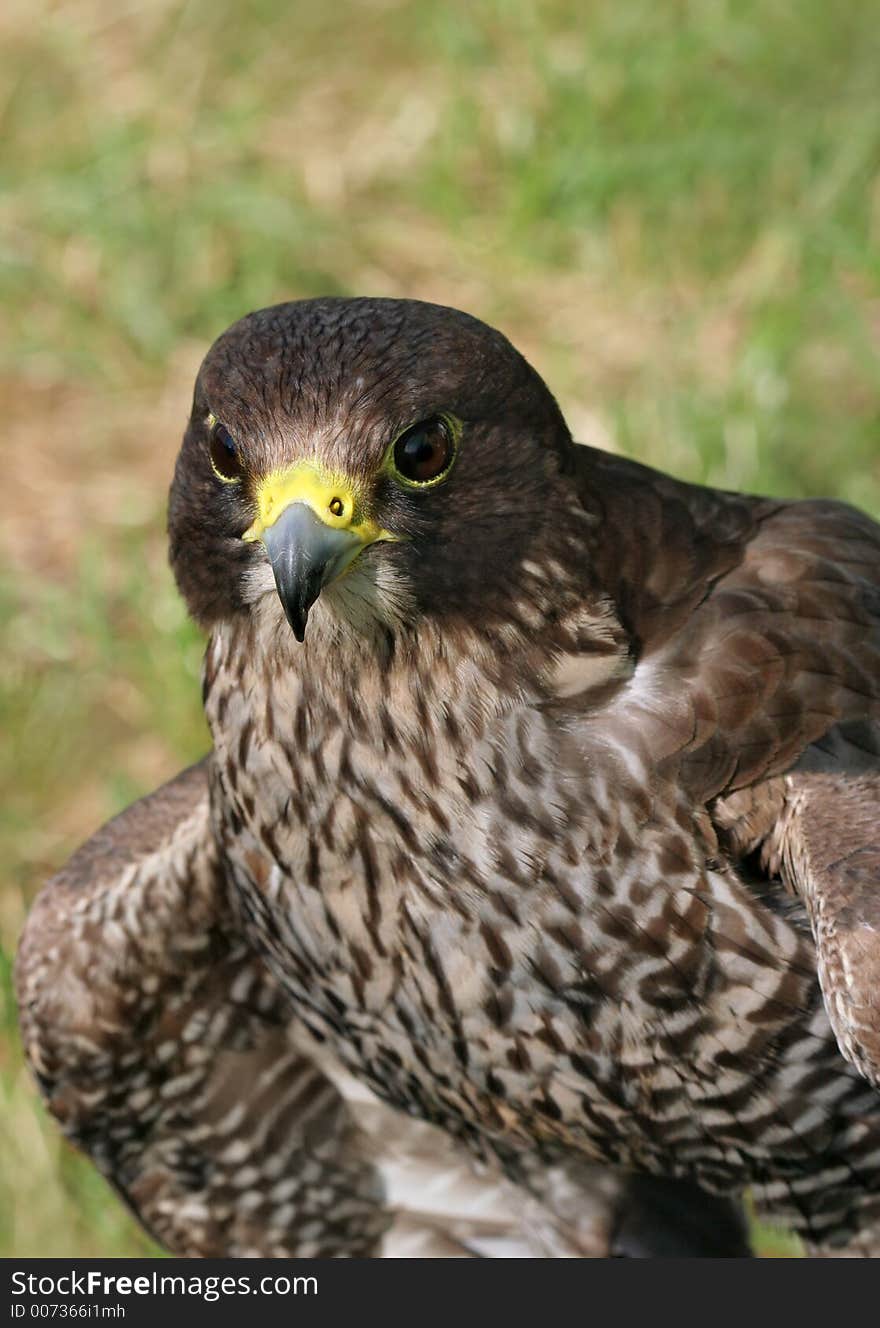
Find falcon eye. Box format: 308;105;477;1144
208;418;245;483
391;416;457;487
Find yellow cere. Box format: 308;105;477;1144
241;461;399;546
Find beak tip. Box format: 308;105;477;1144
281;600;309;642
262;501;362;642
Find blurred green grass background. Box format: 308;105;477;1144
1;0;878;1257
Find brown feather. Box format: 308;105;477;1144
18;299;880;1256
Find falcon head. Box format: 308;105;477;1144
169;298;574;642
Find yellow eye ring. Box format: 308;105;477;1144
207;413;245;484
385;414;461;489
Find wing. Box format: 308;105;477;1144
767;772;880;1089
15;759;388;1257
572;446;880;799
570;446;880;1085
671;498;880;801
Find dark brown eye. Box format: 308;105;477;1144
208;419;245;483
392;417;455;485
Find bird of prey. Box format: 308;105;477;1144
16;297;880;1258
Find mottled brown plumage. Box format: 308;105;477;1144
16;298;880;1256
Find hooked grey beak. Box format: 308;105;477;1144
261;503;365;641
